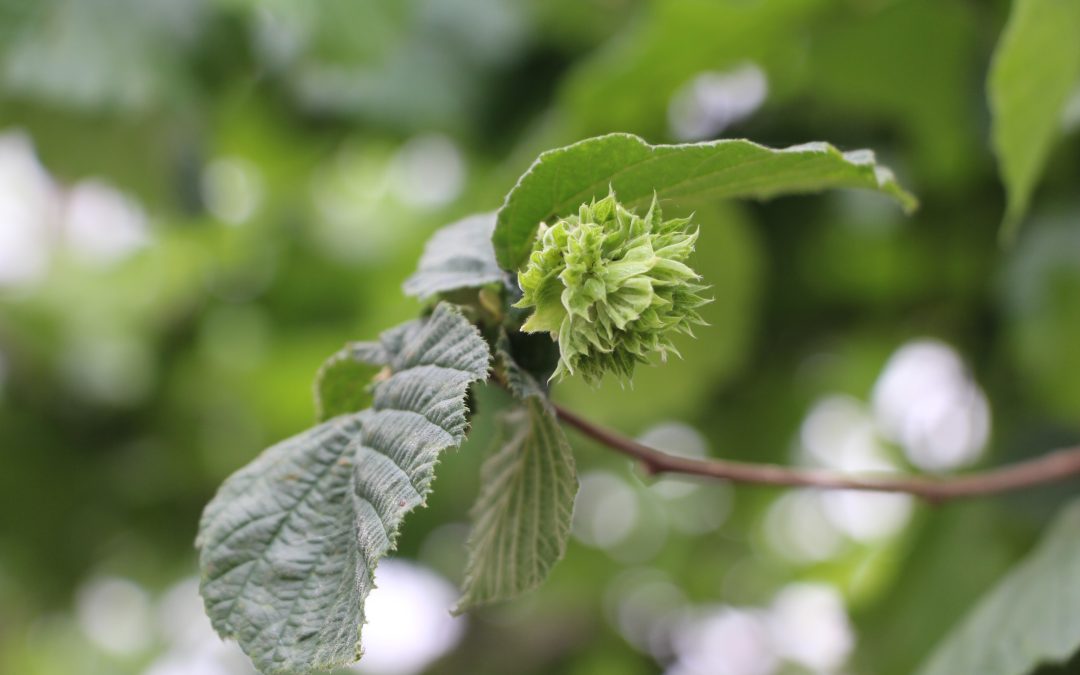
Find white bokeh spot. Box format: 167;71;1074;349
351;559;465;675
668;64;768;141
63;178;150;265
572;470;641;550
872;339;990;472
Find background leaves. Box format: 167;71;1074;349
989;0;1080;240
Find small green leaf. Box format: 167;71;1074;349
197;303;490;675
989;0;1080;242
456;395;578;612
313;344;386;422
918;499;1080;675
403;212;507;300
493;132;917;270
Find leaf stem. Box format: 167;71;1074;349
551;402;1080;503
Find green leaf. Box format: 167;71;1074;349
989;0;1080;241
403;212;507;300
456;395;578;611
312;343;388;422
197;303;490;675
492;133;918;270
918;500;1080;675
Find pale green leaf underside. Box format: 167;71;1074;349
456;395;578;612
197;303;490;675
493;132;918;270
989;0;1080;242
918;499;1080;675
403;212;506;300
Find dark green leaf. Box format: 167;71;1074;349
493;133;917;270
197;303;490;675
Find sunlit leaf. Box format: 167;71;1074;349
989;0;1080;241
492;133;917;270
918;500;1080;675
197;303;490;674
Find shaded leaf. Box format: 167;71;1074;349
456;395;577;611
918;500;1080;675
403;212;507;300
493;133;917;270
197;303;490;674
989;0;1080;241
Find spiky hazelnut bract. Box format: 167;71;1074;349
514;190;710;384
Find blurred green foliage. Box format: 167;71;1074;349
1;0;1078;674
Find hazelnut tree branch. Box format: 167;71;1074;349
552;402;1080;503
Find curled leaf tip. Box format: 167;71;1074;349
514;190;709;384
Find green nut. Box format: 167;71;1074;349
514;189;710;384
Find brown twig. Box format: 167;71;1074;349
552;402;1080;503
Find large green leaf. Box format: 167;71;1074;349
402;212;507;300
197;303;490;675
492;133;917;270
918;500;1080;675
989;0;1080;241
456;394;577;611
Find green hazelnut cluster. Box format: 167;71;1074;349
514;190;710;384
